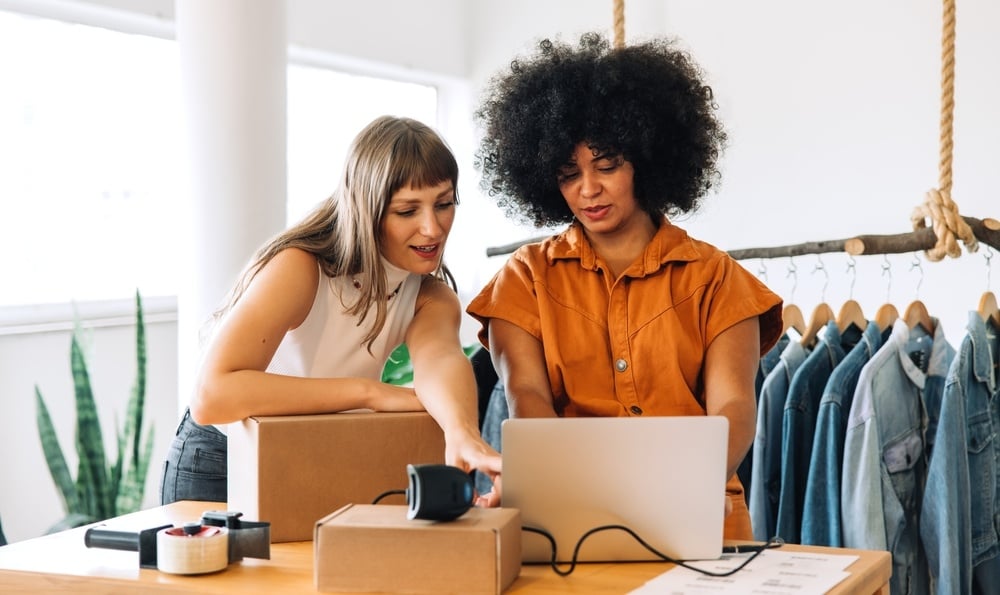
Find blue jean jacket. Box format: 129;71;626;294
801;320;885;547
739;333;791;505
775;320;854;544
749;339;809;541
920;311;1000;595
842;317;955;595
757;333;791;396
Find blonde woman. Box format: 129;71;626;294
161;116;501;506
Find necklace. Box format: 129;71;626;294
352;278;403;301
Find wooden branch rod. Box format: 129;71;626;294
728;216;999;260
485;216;1000;260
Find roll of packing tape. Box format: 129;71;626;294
156;523;229;575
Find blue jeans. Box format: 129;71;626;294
159;408;228;504
475;380;508;496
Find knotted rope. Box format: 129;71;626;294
911;0;977;261
612;0;625;49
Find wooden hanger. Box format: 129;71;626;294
874;303;900;332
979;291;999;327
836;299;867;334
903;300;935;335
800;302;835;347
782;304;806;335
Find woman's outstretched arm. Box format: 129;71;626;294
406;277;502;503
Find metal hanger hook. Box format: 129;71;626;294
881;255;893;303
786;258;798;304
910;253;924;297
985;247;994;290
812;255;829;302
846;256;857;299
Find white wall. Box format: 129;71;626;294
661;0;999;343
2;0;998;543
287;0;471;78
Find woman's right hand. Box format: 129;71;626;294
367;382;425;412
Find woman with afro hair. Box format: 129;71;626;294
467;32;783;540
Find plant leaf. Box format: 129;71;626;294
35;386;78;514
109;412;125;515
71;334;112;521
116;291;150;515
75;454;98;520
45;512;96;534
125;291;146;473
381;344;414;385
117;425;154;514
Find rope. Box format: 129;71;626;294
938;0;956;196
911;189;977;260
612;0;625;49
912;0;977;261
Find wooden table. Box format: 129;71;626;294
0;501;890;594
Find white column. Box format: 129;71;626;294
175;0;287;415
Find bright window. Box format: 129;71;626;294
0;10;183;307
287;64;438;225
0;9;438;309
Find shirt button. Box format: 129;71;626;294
615;358;628;372
630;406;643;415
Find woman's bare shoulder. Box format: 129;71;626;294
416;275;460;313
248;247;321;320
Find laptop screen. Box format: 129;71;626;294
501;416;729;563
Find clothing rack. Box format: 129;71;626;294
728;216;1000;261
485;215;1000;260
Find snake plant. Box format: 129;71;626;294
34;290;154;533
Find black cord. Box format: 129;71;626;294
371;489;407;505
523;524;784;577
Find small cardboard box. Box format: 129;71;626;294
315;504;521;594
228;411;445;542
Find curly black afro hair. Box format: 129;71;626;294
474;32;727;228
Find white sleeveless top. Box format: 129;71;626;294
265;258;421;380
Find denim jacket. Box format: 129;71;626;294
842;317;955;595
920;311;999;594
775;320;856;543
739;333;793;505
750;339;809;541
758;333;791;395
802;320;885;546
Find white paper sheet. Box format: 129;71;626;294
630;549;859;594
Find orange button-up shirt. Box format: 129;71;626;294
468;216;783;539
468;217;782;416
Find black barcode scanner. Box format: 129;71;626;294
405;464;475;521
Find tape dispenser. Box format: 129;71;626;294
84;510;270;575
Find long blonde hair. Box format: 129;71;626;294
214;115;459;349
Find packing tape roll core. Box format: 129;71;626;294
156;525;229;575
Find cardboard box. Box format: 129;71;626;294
228;411;445;542
314;504;521;594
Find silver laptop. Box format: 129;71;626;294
501;416;728;563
